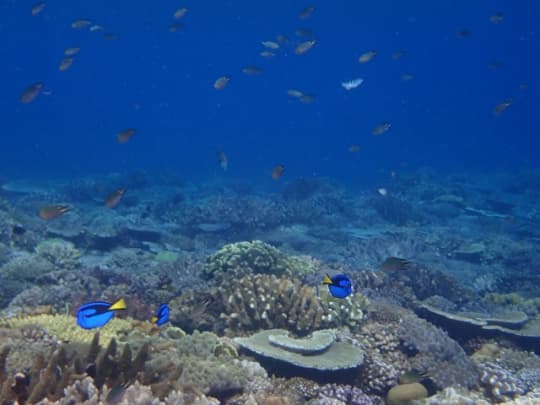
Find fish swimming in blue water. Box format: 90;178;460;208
151;303;170;326
77;298;127;329
323;274;353;298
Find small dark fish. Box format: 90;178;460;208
105;383;128;405
117;128;136;143
399;370;430;385
519;83;529;90
77;299;127;329
72;19;91;29
295;28;313;37
299;94;316;104
31;2;46;15
12;225;26;236
392;50;405;60
173;7;189;19
272;164;285;180
168;23;183;32
323;274;353;299
488;61;504;70
299;6;315;19
217;150;228;170
379;256;411;272
276;34;289;43
20;81;44;103
457;29;472;38
372;122;391;135
38;205;70;220
214;76;230;90
59;57;74;71
242;66;263;75
295;40;316;55
401;73;414;81
105;188;126;208
358;50;377;63
103;33;118;41
489;12;504;24
151;304;170;326
348;144;361;153
494;98;512;115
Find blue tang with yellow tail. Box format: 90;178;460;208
151;303;170;326
323;274;353;298
77;298;127;329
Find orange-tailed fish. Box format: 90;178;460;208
295;40;316;55
38;205;70;220
105;188;126;208
31;1;46;15
272;164;285;180
372;122;391;135
20;82;44;103
117;128;136;143
217;151;228;171
214;76;230;90
358;50;377;63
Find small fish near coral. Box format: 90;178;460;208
77;298;127;329
151;303;170;326
38;204;70;220
105;188;126;208
323;273;353;298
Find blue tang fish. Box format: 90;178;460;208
323;274;353;298
151;303;170;326
77;298;127;329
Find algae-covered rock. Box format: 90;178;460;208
386;382;428;405
203;240;317;280
234;328;364;371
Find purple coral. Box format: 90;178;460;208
318;384;373;405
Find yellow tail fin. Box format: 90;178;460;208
109;298;127;311
151;316;158;324
323;274;332;285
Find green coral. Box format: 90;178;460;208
153;250;179;263
203;240;318;281
35;238;81;269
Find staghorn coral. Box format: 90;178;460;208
203;240;318;281
35;238;81;270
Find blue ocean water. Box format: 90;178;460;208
1;0;538;183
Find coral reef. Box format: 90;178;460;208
203;240;318;281
171;273;368;336
35;238;82;270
